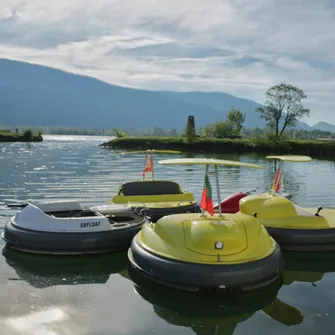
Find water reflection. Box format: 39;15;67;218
183;152;197;159
126;250;335;334
2;136;335;334
128;266;304;335
1;240;150;335
3;242;335;334
2;247;129;289
282;251;335;286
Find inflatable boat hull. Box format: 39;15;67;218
2;202;150;255
2;219;146;255
267;227;335;252
128;238;283;291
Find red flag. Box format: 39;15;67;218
272;168;282;193
200;174;214;215
142;156;153;176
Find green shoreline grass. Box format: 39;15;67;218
100;137;335;159
0;132;43;142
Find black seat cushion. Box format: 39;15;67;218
121;181;181;196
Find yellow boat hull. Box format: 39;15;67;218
128;212;283;291
111;180;201;222
239;194;335;251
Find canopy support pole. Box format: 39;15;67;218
214;164;222;216
280;160;284;191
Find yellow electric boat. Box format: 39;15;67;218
239;155;335;251
110;150;201;222
128;158;283;291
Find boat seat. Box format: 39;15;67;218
121;181;182;196
293;204;315;217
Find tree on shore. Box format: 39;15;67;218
226;107;246;137
202;107;246;138
256;83;310;139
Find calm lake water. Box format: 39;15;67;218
1;135;335;335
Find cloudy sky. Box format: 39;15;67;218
1;0;335;125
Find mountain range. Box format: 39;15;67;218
310;121;335;133
0;58;333;132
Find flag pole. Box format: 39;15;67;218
200;165;209;217
151;152;155;181
274;160;284;194
214;164;222;216
143;153;148;181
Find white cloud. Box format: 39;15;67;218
1;0;335;124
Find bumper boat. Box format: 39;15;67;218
214;190;292;213
1;201;150;255
2;246;128;288
213;155;294;213
236;155;335;251
128;158;283;291
111;150;201;222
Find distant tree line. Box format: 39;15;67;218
2;123;334;141
241;128;334;140
0;125;180;137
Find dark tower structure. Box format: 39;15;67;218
186;115;196;136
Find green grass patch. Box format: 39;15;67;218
0;130;43;142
